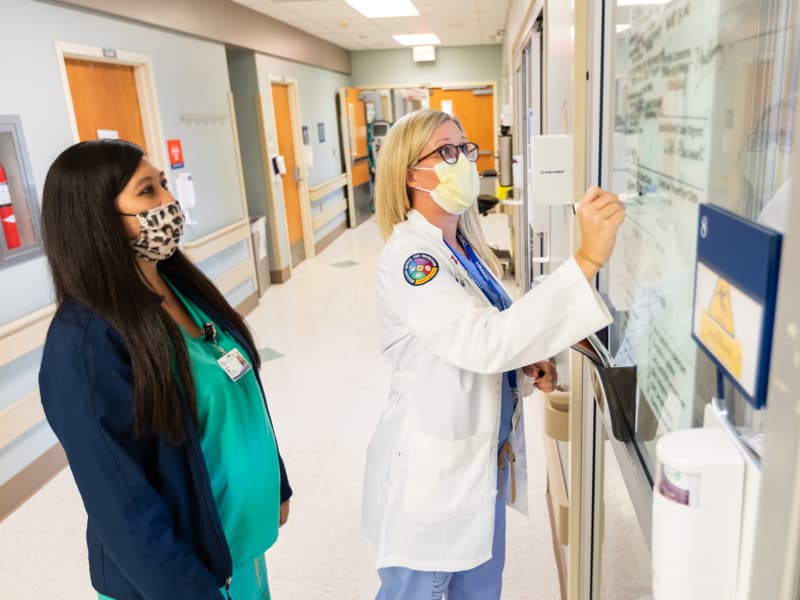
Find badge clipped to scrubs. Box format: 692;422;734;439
202;323;252;382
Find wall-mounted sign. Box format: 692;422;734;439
97;129;119;140
691;204;783;408
167;139;184;169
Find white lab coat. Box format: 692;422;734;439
362;209;613;572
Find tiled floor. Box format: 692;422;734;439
0;218;567;598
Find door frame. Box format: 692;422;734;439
356;81;499;164
347;81;499;229
54;41;167;170
267;76;315;262
337;88;357;228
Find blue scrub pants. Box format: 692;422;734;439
375;452;510;600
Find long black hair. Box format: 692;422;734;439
41;140;260;444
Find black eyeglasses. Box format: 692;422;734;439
413;142;480;166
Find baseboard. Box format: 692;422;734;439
269;266;291;284
235;290;259;317
314;220;348;254
0;443;67;522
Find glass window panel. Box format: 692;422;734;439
603;0;797;475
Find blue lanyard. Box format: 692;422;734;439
445;231;517;388
447;231;513;310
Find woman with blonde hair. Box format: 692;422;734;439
362;109;624;599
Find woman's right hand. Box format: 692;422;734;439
575;186;626;279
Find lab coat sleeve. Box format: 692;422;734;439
39;343;224;600
381;243;612;374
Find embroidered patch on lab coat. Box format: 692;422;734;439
403;253;439;286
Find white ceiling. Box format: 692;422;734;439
231;0;510;51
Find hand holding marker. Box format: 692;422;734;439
572;192;639;214
572;187;627;278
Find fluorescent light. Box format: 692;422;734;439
393;33;441;46
617;0;670;5
616;23;631;33
345;0;419;18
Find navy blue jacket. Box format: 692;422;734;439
39;290;292;600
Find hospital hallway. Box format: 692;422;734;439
0;218;565;599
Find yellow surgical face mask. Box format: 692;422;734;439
410;154;481;215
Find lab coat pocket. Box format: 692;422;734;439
403;431;493;519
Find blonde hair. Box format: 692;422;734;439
375;108;502;275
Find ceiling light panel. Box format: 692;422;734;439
345;0;420;18
393;33;442;46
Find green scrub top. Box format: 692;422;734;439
170;283;281;564
98;286;281;600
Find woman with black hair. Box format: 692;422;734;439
38;139;290;600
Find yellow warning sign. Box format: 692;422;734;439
708;279;735;336
699;276;743;378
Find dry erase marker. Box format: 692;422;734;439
572;192;639;214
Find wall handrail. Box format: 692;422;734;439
182;218;248;249
182;219;250;264
312;197;348;233
0;304;56;346
309;173;348;203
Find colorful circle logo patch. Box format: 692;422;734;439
403;253;439;286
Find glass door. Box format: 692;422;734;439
586;0;799;597
514;19;544;294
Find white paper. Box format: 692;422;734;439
531;135;573;205
273;155;287;176
511;154;523;193
257;231;267;260
175;172;196;209
303;145;314;169
441;100;453;116
250;218;268;261
97;129;119;140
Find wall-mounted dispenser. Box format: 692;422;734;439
652;427;744;600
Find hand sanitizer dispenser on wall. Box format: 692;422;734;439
652;427;745;600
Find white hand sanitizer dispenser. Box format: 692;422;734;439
652;427;744;600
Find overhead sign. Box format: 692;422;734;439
691;204;782;408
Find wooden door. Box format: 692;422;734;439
271;82;304;266
429;87;495;172
65;59;147;150
344;87;371;226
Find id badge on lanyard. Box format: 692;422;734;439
201;323;253;382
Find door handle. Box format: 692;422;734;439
478;149;493;156
294;166;304;182
571;337;637;443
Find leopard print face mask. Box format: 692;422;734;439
124;201;185;262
